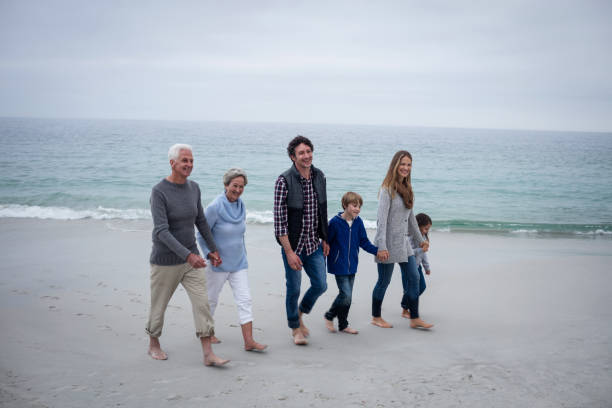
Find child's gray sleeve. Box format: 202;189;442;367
421;250;430;271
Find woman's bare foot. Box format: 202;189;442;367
245;341;268;352
292;328;308;345
210;335;221;344
324;318;336;333
410;318;434;329
371;317;393;328
341;327;359;334
401;309;411;319
298;311;310;337
148;336;168;360
204;353;230;367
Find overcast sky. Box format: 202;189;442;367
1;0;611;131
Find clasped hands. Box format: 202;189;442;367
187;251;223;269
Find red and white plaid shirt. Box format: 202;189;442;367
274;169;319;256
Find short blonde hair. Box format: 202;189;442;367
341;191;363;209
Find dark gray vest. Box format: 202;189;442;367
277;164;328;250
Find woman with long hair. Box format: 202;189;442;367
371;150;433;329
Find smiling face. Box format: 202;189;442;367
396;155;412;179
170;149;194;180
343;202;361;221
225;176;245;202
290;143;313;172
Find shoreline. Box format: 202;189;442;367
1;218;611;407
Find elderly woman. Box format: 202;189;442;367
196;168;267;351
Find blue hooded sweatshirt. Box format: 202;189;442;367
196;193;248;272
327;212;378;275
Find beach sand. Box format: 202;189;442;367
1;218;611;407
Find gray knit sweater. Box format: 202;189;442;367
149;178;217;265
374;187;425;264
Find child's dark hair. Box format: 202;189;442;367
287;135;314;159
416;213;432;239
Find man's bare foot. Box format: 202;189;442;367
341;327;359;334
371;317;393;328
401;309;411;319
292;329;308;345
324;318;336;333
204;354;230;366
210;335;221;344
245;341;268;352
410;318;434;329
298;311;310;337
148;347;168;360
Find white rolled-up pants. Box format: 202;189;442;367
206;268;253;325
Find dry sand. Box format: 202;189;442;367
1;218;611;407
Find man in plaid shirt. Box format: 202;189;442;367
274;136;329;345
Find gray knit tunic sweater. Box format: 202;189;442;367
149;178;217;265
374;187;425;264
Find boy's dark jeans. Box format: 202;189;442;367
325;274;355;331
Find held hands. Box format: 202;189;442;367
187;253;207;269
420;241;429;252
322;241;330;257
377;250;389;262
207;251;223;267
426;269;431;275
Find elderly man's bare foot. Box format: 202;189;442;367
292;329;308;345
298;312;310;337
410;318;434;329
371;317;393;328
401;309;411;319
324;318;336;333
245;341;268;352
210;335;221;344
341;327;359;334
148;347;168;360
204;354;230;367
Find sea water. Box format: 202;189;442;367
1;117;611;237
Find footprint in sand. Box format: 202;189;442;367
40;295;60;300
12;289;29;295
104;304;123;311
74;312;94;318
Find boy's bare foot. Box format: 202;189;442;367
371;317;393;328
148;347;168;360
410;318;434;329
401;309;411;319
204;353;230;367
245;341;268;352
341;327;359;334
210;335;221;344
324;318;336;333
298;311;310;337
292;328;308;345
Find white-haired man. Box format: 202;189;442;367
145;143;228;366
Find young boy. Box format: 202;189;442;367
324;192;381;334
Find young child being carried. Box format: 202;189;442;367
402;212;432;319
324;192;382;334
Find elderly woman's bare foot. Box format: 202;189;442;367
204;353;230;366
410;318;434;329
371;317;393;328
148;347;168;360
341;327;359;334
401;309;411;319
292;328;308;345
245;341;268;352
324;318;336;333
210;335;221;344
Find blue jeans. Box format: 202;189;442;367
282;246;327;329
324;274;355;331
372;256;420;318
418;265;426;296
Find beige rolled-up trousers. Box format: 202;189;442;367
145;263;214;338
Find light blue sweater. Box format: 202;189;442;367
196;193;248;272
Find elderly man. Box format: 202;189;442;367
145;143;229;366
274;135;329;345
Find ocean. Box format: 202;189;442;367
1;117;611;237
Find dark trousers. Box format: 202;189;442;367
324;274;355;331
372;256;420;318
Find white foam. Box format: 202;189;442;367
0;204;151;220
245;210;274;224
510;229;539;234
575;229;612;236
